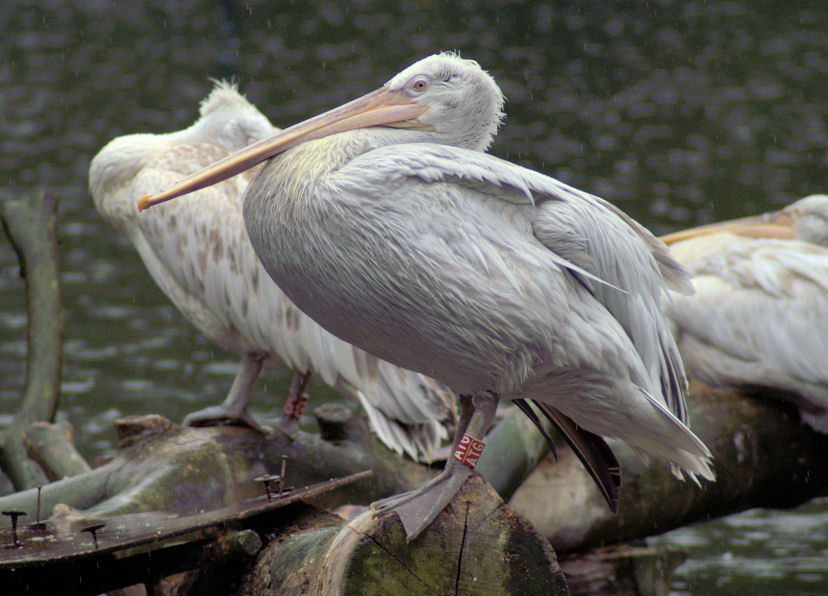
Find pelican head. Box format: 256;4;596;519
782;194;828;246
138;53;505;211
193;80;276;151
91;81;273;216
381;52;505;152
660;194;828;246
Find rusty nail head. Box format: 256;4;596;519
81;523;106;550
3;510;26;546
254;474;282;502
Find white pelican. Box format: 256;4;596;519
661;194;828;431
89;81;455;461
139;54;714;540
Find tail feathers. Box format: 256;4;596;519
513;399;558;461
632;389;716;483
355;390;449;463
629;445;713;487
518;399;622;512
670;455;715;486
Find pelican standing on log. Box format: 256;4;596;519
89;81;455;461
661;194;828;431
139;53;715;540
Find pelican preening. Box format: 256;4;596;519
89;81;455;461
140;54;714;540
661;195;828;431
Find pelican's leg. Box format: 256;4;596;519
183;352;268;433
371;391;498;541
273;370;312;438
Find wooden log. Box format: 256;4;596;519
23;421;91;481
4;474;560;595
151;529;264;595
0;378;825;594
0;474;369;595
240;472;569;596
155;508;342;596
0;405;545;537
0;190;63;490
510;381;828;552
0;410;432;522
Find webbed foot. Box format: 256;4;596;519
371;464;472;541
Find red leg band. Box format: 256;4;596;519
293;393;308;417
283;390;309;418
453;433;486;468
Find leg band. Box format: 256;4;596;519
453;433;486;468
283;390;309;418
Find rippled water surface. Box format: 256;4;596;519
1;1;826;592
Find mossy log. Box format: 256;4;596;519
0;476;369;596
1;380;825;560
0;418;563;596
510;381;828;552
0;400;551;525
0;408;434;522
239;473;569;596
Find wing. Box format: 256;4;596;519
126;143;456;460
350;143;693;292
339;143;690;421
666;234;828;425
277;143;711;480
113;143;251;345
532;198;689;423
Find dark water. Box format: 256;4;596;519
1;1;826;592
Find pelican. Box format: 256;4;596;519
139;54;714;540
89;81;455;461
661;194;828;431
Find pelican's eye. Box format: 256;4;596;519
408;75;432;93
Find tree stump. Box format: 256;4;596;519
240;472;568;596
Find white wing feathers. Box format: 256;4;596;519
345;144;692;422
348;144;693;290
332;143;710;480
667;234;828;430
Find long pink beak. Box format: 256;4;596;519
138;86;427;211
660;209;796;244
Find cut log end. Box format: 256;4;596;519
241;472;569;595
